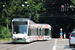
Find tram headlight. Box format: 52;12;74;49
27;37;29;40
23;36;26;39
23;37;25;39
45;37;47;38
13;36;17;39
13;36;15;38
15;37;17;39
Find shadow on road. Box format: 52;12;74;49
36;40;48;42
2;42;31;45
63;45;71;49
1;40;48;45
64;45;75;50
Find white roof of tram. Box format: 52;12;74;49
42;24;51;27
12;18;30;21
37;23;51;27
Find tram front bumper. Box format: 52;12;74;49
13;38;26;43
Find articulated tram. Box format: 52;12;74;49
41;24;51;40
12;18;52;43
36;24;51;40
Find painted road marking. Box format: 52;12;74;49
57;39;72;50
53;39;57;50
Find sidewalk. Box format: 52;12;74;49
52;38;69;40
56;38;71;50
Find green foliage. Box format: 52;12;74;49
34;13;40;22
0;26;12;39
71;0;75;5
0;0;47;25
0;0;46;39
0;0;52;39
42;8;46;11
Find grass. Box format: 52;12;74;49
0;38;11;42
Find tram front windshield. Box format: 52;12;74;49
13;21;27;34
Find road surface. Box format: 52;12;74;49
0;38;75;50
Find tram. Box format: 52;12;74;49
36;24;44;40
12;18;37;43
12;18;51;43
36;24;52;41
41;24;51;40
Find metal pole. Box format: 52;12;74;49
60;28;63;39
7;16;8;28
64;32;66;39
3;5;8;28
29;16;31;19
60;28;63;32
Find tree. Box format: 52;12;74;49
71;0;75;5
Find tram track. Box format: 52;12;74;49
0;45;10;49
0;44;16;50
6;45;23;50
0;43;25;50
6;44;30;50
0;42;15;49
0;45;17;50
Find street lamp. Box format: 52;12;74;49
25;1;28;4
29;16;31;19
22;4;24;7
3;5;8;28
22;1;31;19
64;4;66;11
22;1;29;7
3;5;5;7
60;28;63;32
27;5;29;7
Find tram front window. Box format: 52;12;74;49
13;21;27;34
13;25;27;34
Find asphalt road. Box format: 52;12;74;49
0;38;75;50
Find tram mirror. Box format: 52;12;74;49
25;22;27;24
14;32;16;34
13;22;15;24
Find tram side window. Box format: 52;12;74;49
34;28;37;35
40;28;41;35
38;28;41;36
43;29;45;35
42;29;44;35
38;29;40;36
31;28;33;36
45;29;49;35
43;29;49;36
50;30;51;37
31;28;34;36
37;28;38;35
31;28;37;36
28;28;31;36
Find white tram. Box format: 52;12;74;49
41;24;51;40
36;24;44;40
36;24;52;40
12;18;51;43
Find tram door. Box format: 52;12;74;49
37;28;43;40
37;28;41;36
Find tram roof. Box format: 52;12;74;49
40;24;51;27
41;24;49;25
12;18;30;21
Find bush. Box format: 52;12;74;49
0;26;12;39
